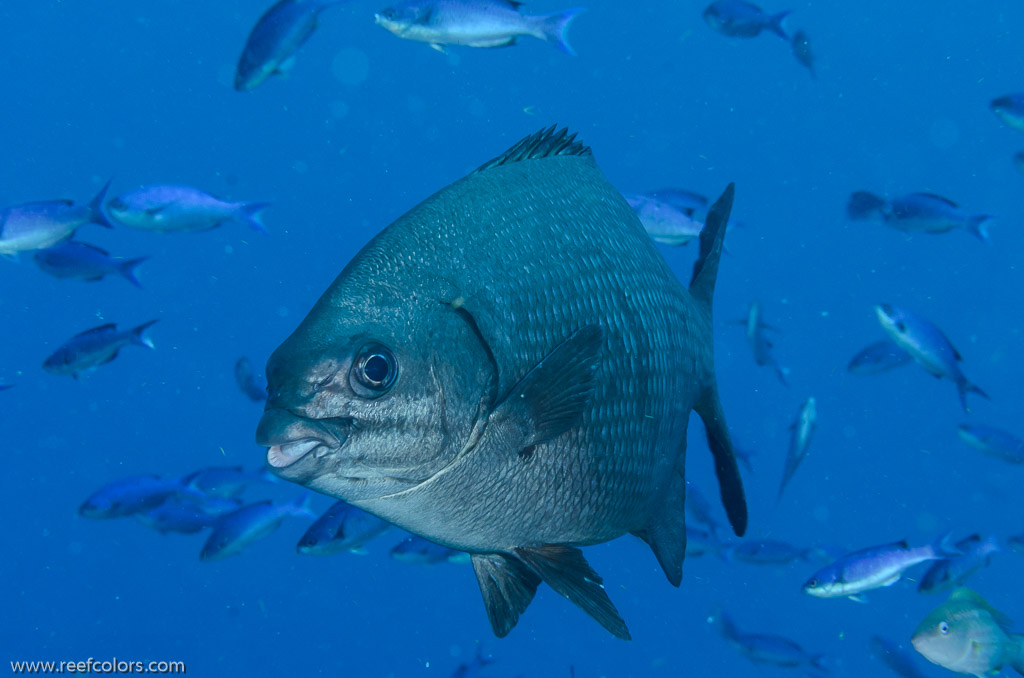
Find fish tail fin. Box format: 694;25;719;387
130;319;159;349
769;10;793;39
89;179;115;229
967;214;994;242
957;378;989;412
632;466;687;586
931;531;962;559
776;364;791;386
709;607;739;641
237;201;271;234
846;191;887;220
257;466;282;485
695;386;747;537
689;183;734;312
536;7;585;56
119;256;148;288
289;494;316;519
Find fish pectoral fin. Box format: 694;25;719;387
429;43;447;54
98;349;121;365
847;594;868;603
515;544;631;640
488;324;603;450
471;552;541;638
880;572;902;588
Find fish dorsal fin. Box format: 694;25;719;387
690;183;735;310
474;126;592;173
912;192;959;208
498;0;524;7
74;323;117;337
950;588;1014;630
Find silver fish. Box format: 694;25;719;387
711;608;826;673
297;500;392;555
849;191;993;242
107;185;270;234
181;465;275;498
33;241;146;287
0;181;112;258
624;193;703;246
234;0;344;91
255;127;748;639
136;495;242;534
79;475;202;519
875;304;988;411
703;1;791;39
918;534;1000;595
390;533;471;565
991;94;1024;133
777;396;816;502
742;300;789;385
375;0;584;54
43;320;158;378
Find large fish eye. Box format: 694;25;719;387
806;578;818;588
939;621;950;635
350;343;398;396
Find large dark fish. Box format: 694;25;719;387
255;126;748;640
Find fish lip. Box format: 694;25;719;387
267;438;324;468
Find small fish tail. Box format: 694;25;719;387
119;256;148;288
769;10;793;39
289;494;317;519
846;191;887;220
130;319;160;349
967;214;994;242
536;7;586;56
709;607;738;641
957;378;989;412
776;364;791;386
931;531;962;559
89;179;115;229
237;201;271;234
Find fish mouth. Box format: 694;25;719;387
268;438;323;468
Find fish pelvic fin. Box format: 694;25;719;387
957;378;989;412
534;7;585;56
237;201;271;234
632;466;688;586
130;319;160;349
488;324;603;450
695;386;747;537
689;183;734;313
515;544;631;640
471;552;541;638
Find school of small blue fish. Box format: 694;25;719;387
5;1;1024;676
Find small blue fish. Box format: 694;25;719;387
234;357;268;402
918;534;1000;594
742;300;789;385
991;94;1024;133
107;185;270;234
390;534;470;565
957;424;1024;465
846;340;912;375
869;636;931;678
200;496;315;561
79;475;201;519
791;30;814;78
722;539;811;565
43;320;158;378
375;0;584;55
875;304;988;411
778;397;815;502
703;0;791;39
0;181;112;258
297;500;391;555
235;0;344;91
33;241;147;287
712;609;826;673
136;495;243;534
850;191;993;241
624;193;703;246
802;534;958;600
181;465;276;498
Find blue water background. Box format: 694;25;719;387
2;1;1023;675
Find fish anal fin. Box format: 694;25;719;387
694;387;747;536
689;183;734;309
633;467;687;587
488;324;603;449
471;553;541;638
515;544;630;640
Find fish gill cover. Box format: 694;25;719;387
3;1;1023;677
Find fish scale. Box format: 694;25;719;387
257;127;746;640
